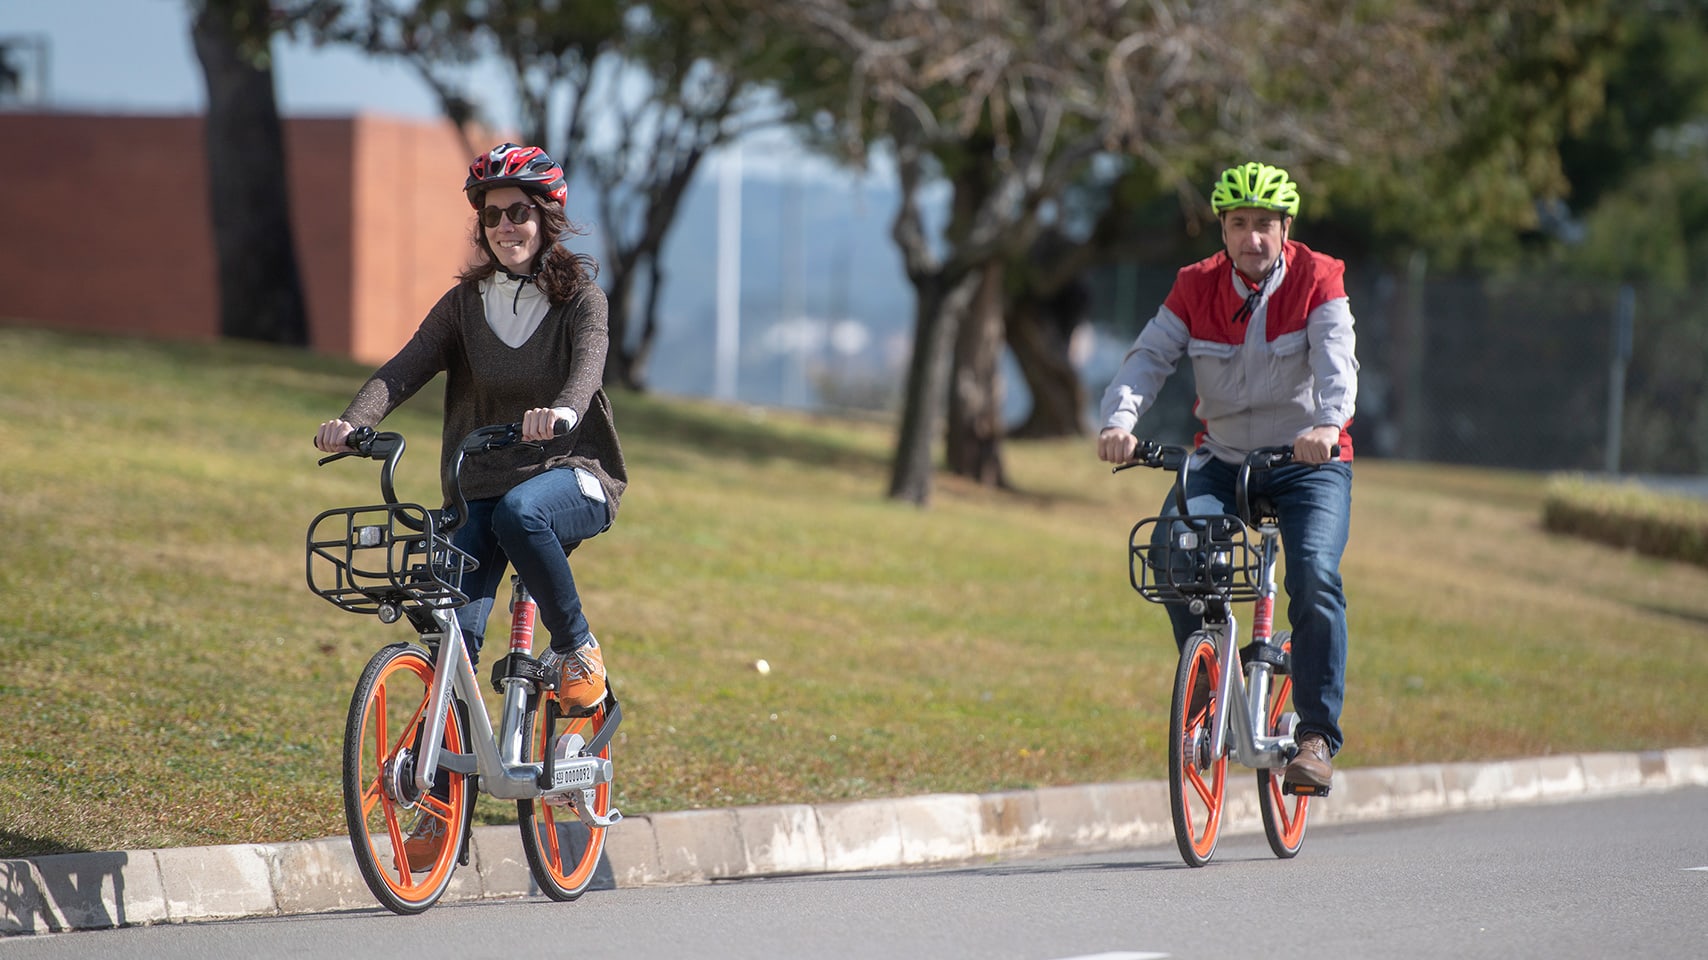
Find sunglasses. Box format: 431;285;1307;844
479;202;538;228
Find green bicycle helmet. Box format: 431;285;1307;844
1210;161;1300;217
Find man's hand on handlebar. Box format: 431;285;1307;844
1097;427;1139;464
1292;425;1342;466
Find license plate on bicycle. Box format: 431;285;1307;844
550;759;597;791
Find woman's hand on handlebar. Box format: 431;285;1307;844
316;418;355;453
520;407;575;442
1292;425;1342;465
1097;427;1139;464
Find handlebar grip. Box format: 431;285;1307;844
346;425;375;451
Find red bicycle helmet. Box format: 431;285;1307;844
464;142;568;208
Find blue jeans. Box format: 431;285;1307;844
1152;454;1352;755
450;467;610;665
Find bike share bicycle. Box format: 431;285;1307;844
306;423;621;914
1117;440;1332;867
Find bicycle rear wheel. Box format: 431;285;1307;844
342;642;470;914
1257;634;1309;858
517;695;613;900
1168;632;1226;867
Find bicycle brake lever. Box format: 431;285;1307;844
317;451;354;467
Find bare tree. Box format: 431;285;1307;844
785;1;1241;502
317;0;789;388
781;0;1480;504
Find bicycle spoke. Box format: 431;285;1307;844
1188;766;1216;807
359;772;385;819
1270;780;1298;831
382;808;409;881
540;805;563;862
418;792;455;826
371;683;389;757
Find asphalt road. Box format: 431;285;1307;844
10;787;1706;960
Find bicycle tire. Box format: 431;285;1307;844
1168;632;1226;867
1257;633;1310;858
342;642;470;914
517;694;613;900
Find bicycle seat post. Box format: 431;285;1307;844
495;576;540;767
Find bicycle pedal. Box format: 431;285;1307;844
1282;780;1331;797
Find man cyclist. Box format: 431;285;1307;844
1095;161;1357;792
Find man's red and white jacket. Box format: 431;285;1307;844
1100;240;1359;464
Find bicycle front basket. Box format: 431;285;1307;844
1128;513;1259;604
306;503;477;615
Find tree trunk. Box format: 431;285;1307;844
1006;275;1090;438
603;253;643;390
888;269;979;505
630;251;666;388
191;0;308;346
945;260;1008;485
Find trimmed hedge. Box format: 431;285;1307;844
1542;475;1708;568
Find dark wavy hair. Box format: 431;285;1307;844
460;189;599;303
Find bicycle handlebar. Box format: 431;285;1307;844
1113;439;1340;527
316;419;571;534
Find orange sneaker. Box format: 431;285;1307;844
402;816;448;872
543;638;607;712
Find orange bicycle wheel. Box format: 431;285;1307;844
342;643;470;914
1168;632;1226;867
1257;634;1309;858
517;695;613;900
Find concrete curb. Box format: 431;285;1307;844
5;746;1705;935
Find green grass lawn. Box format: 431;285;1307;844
2;325;1705;858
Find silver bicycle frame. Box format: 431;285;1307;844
1203;522;1296;770
409;602;612;803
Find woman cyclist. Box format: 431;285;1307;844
314;143;627;862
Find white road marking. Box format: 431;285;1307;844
1046;953;1170;960
1686;866;1708;871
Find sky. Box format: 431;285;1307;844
5;0;506;126
1;0;933;410
1;0;847;180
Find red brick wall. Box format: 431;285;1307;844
0;112;487;364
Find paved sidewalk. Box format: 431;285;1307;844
4;746;1705;934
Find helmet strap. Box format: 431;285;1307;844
1229;253;1281;325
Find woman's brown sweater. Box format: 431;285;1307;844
340;281;626;515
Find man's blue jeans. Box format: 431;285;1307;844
1152;453;1352;755
450;467;610;665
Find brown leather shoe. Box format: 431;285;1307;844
1284;733;1333;789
